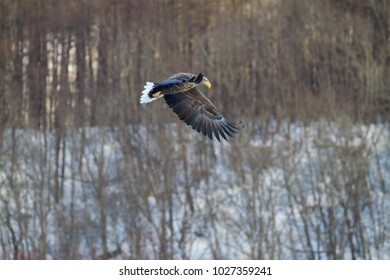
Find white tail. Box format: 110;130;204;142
140;82;157;104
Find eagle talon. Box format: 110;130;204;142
152;92;162;98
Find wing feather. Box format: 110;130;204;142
204;119;213;139
221;123;234;138
163;87;239;142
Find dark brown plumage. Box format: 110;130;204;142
140;72;241;142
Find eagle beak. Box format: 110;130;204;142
202;78;211;89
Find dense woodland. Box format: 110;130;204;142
0;0;389;259
1;0;389;129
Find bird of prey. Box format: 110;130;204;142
140;72;241;142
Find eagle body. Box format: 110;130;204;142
141;73;205;102
140;72;241;142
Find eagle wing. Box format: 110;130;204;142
163;87;240;141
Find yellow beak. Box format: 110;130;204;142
202;79;211;89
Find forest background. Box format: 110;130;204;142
0;0;389;259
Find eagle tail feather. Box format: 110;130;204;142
140;82;158;104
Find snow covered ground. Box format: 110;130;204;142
0;120;389;259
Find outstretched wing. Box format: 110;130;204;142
163;88;240;141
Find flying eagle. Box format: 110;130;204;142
140;72;241;141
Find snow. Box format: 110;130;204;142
0;121;389;259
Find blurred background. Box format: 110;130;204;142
0;0;389;259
